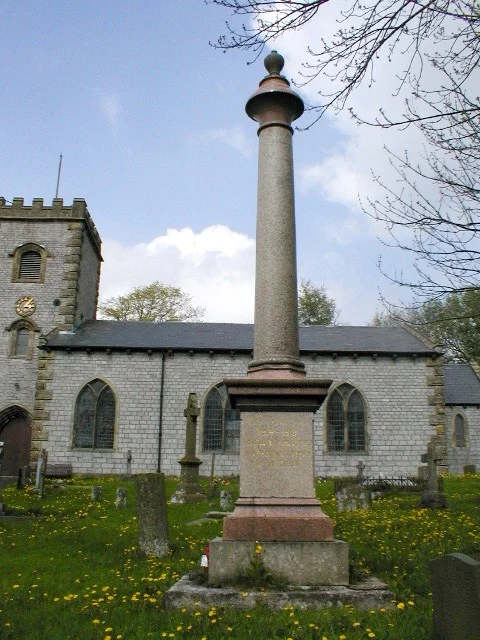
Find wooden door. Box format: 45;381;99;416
0;417;32;476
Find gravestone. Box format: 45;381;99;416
115;487;127;508
463;464;476;475
91;486;102;501
35;449;48;498
0;502;5;516
135;473;169;557
430;553;480;640
0;441;4;475
207;453;218;499
219;490;233;511
419;437;446;508
171;393;206;504
126;450;133;477
336;484;372;512
356;460;366;482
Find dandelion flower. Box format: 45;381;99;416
397;602;405;610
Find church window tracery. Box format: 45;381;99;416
73;379;115;449
203;383;240;453
326;383;366;453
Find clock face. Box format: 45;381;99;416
15;296;36;317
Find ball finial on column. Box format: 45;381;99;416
264;50;284;75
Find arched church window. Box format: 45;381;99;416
326;383;366;452
453;413;467;447
10;243;49;283
203;384;240;453
8;319;37;359
73;379;115;449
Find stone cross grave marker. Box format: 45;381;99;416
430;552;480;640
171;393;205;504
135;473;169;557
356;460;366;482
35;449;48;497
420;438;446;508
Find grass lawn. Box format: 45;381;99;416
0;474;479;640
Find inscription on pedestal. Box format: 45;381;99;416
240;412;315;498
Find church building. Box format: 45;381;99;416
1;196;479;479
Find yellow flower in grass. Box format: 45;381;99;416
397;602;405;610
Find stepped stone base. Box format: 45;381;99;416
165;574;393;611
208;538;348;586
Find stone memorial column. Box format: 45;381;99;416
209;53;347;587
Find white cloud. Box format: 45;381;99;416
99;225;255;323
192;125;252;157
99;93;121;126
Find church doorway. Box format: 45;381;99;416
0;407;32;476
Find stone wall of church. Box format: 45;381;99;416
444;405;480;473
45;349;437;478
307;355;435;478
161;352;250;476
46;351;164;474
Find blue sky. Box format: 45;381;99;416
0;1;418;323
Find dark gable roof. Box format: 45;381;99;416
443;363;480;405
45;320;437;355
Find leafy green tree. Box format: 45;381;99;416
372;290;480;363
298;279;338;325
98;281;205;322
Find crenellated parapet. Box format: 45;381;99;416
0;197;102;258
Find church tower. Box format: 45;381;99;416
0;197;102;475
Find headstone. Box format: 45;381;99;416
0;503;6;516
356;460;366;482
219;489;233;511
126;450;133;477
91;486;102;501
0;441;4;475
207;453;218;498
420;438;446;508
336;484;372;512
170;393;206;504
463;464;476;475
430;553;480;640
135;473;169;557
35;449;48;498
115;487;127;508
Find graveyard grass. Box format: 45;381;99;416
1;475;479;640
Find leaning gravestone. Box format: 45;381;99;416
135;473;169;557
430;553;480;640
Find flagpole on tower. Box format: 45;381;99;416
55;153;63;198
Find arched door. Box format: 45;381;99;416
0;417;32;476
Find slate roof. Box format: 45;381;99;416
443;363;480;405
45;320;437;355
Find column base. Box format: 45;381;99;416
208;538;349;586
222;497;334;541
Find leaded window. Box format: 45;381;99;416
454;414;466;447
327;384;365;452
203;384;240;452
73;379;115;449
